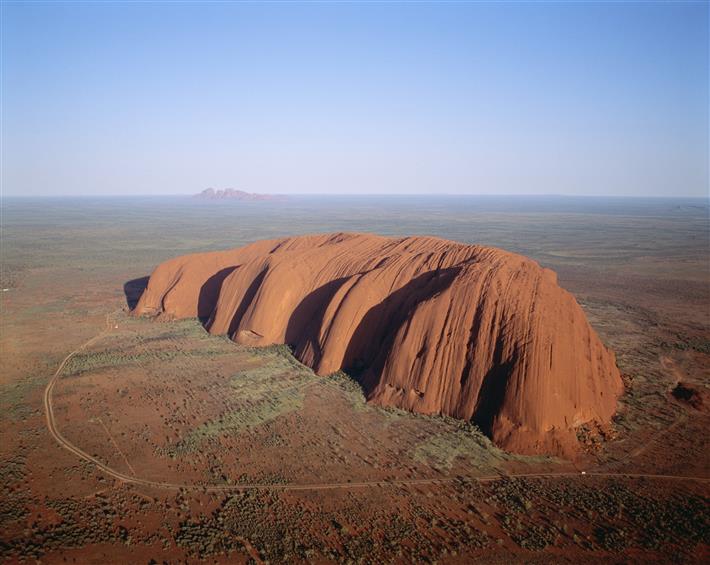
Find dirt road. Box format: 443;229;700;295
43;311;710;493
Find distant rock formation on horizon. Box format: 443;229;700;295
195;188;285;201
133;233;623;457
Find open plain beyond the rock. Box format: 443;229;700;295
1;195;708;563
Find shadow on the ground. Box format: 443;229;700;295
123;276;150;310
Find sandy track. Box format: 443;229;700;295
44;311;710;493
96;417;137;477
627;356;690;460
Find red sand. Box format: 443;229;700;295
134;233;623;456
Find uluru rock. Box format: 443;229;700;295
134;233;623;456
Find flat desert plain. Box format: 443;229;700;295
1;196;708;563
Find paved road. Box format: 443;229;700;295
43;311;710;493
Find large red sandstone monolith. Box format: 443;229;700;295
134;233;623;456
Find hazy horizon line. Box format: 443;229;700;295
2;192;708;200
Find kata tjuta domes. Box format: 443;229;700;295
133;233;623;457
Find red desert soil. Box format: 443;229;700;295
134;233;623;457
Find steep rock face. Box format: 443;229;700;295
134;233;623;456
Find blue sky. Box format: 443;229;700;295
2;1;707;197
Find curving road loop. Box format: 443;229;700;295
44;311;710;492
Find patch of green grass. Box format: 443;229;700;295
412;421;503;470
161;396;304;457
0;375;45;420
61;320;241;376
161;354;315;457
63;349;179;375
325;371;367;409
62;347;235;376
659;337;710;355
